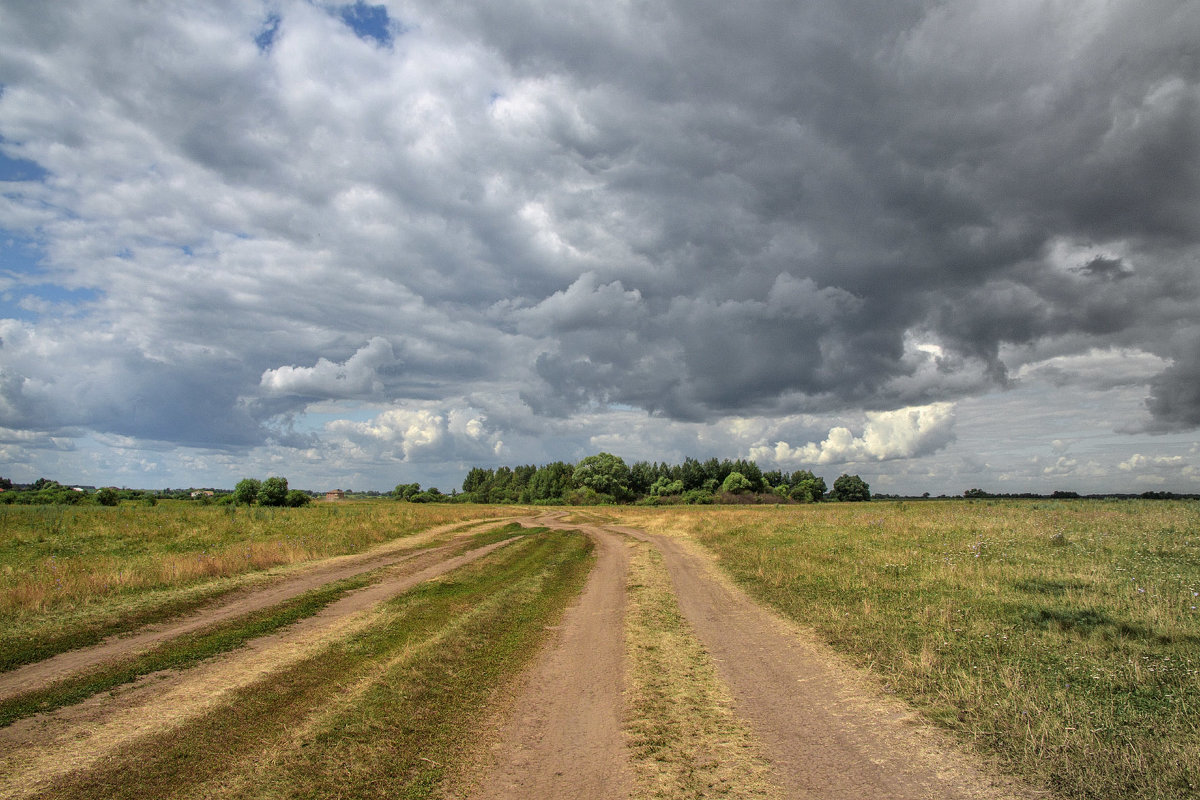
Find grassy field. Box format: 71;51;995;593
615;500;1200;800
0;501;520;671
5;499;1198;799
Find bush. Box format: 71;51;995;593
682;489;714;505
285;490;311;508
94;487;119;507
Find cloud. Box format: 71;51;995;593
325;405;499;463
752;402;956;465
261;337;398;399
1;0;1199;491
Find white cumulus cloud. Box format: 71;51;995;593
752;402;956;465
260;338;397;399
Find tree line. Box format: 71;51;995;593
447;453;870;505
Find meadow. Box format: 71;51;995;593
2;498;1197;799
615;499;1200;800
0;501;521;671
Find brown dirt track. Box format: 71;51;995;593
1;512;1036;800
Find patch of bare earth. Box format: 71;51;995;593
0;533;522;800
460;519;633;800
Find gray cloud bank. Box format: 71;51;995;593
1;0;1199;488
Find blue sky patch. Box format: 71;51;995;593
0;145;49;182
255;13;282;52
1;232;45;276
338;2;394;47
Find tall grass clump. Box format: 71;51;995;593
616;500;1200;800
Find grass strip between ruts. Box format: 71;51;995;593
40;528;593;800
624;540;781;800
0;523;527;728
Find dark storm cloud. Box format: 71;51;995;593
454;0;1200;424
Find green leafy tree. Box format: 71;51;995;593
628;461;656;496
94;487;119;506
650;477;684;496
285;490;311;507
829;474;870;502
528;462;574;502
572;453;632;501
789;470;826;503
394;482;421;500
257;476;289;507
721;471;752;494
232;478;262;505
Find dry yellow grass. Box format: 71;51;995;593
624;538;781;800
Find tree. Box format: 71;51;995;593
628;461;656;496
528;462;574;502
95;487;119;506
722;471;752;494
650;477;684;496
394;482;421;501
285;490;311;507
257;476;289;507
572;453;632;501
789;470;826;503
233;478;262;505
829;474;870;502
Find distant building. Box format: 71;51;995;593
325;489;346;501
191;491;215;498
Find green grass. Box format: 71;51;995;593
0;502;519;672
620;500;1200;800
39;527;593;800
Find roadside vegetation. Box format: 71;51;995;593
36;528;594;800
0;502;520;672
616;500;1200;800
624;540;780;800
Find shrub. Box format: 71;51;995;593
721;472;752;494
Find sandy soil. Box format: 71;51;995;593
465;520;633;800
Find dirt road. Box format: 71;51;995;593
0;522;519;800
466;520;632;800
1;512;1032;800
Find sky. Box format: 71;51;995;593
1;0;1200;495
